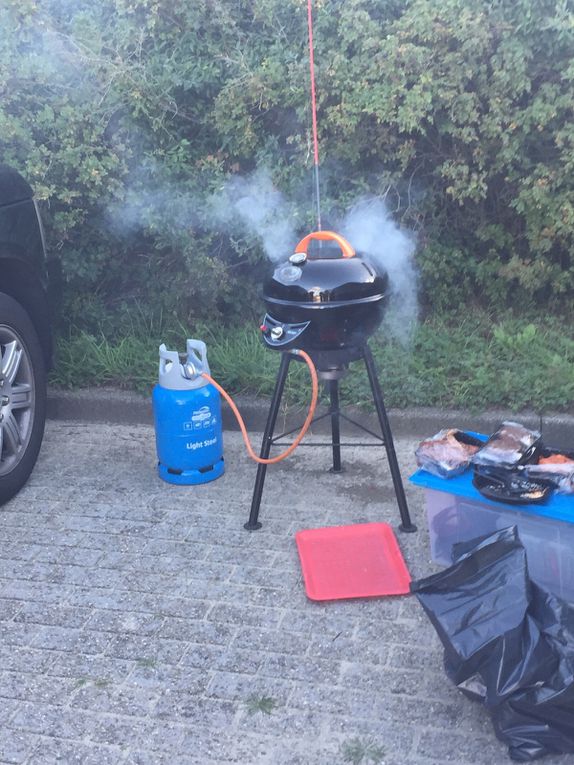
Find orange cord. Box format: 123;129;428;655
201;349;319;464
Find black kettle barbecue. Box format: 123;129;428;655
260;230;389;355
246;229;417;535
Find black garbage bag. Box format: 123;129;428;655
411;526;574;761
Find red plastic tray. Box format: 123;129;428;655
295;522;411;601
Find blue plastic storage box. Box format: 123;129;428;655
410;435;574;603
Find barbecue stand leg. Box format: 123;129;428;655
328;379;343;473
245;352;292;531
362;345;417;533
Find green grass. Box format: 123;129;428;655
340;737;386;764
244;694;279;715
49;311;574;413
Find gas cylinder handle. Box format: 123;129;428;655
158;344;180;377
185;339;211;377
294;230;355;259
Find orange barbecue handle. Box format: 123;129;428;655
294;230;356;259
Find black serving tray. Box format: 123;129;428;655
473;467;553;505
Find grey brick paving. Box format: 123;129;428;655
0;421;570;764
0;729;41;764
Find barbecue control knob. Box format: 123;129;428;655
270;326;284;341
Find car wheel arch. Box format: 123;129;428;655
0;256;52;370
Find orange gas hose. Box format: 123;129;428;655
201;349;319;464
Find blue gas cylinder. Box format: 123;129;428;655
152;339;224;485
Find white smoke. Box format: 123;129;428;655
206;168;298;261
108;166;298;262
108;167;419;343
340;198;418;344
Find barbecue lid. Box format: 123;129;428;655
264;231;388;305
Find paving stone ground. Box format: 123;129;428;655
0;420;570;765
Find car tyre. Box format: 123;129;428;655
0;292;47;505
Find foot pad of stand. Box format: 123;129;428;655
399;523;417;534
244;521;263;531
329;467;345;474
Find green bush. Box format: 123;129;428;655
1;0;573;326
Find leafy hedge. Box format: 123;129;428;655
1;0;573;326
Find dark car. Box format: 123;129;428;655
0;164;52;504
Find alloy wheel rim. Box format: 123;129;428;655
0;325;35;476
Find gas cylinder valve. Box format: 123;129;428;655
182;361;199;380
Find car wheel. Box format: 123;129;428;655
0;292;47;505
